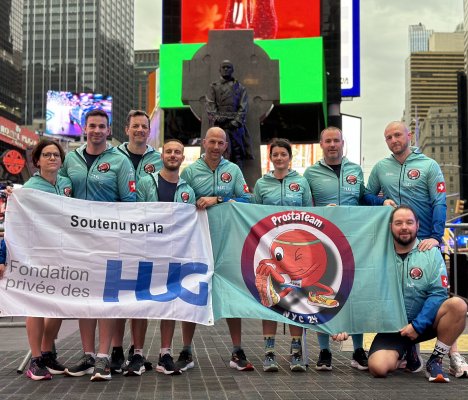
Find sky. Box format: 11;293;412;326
134;0;464;174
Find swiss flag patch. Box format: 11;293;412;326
129;181;136;192
436;182;446;193
243;184;250;193
441;275;448;288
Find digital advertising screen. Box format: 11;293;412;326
46;91;113;137
181;0;320;43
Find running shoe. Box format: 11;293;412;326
123;354;146;376
449;352;468;378
308;293;339;308
263;352;279;372
351;347;369;371
65;353;95;377
405;344;423;373
425;356;450;383
156;353;181;375
110;346;125;374
26;357;52;381
42;351;66;375
230;349;254;371
316;349;332;371
90;356;112;381
290;351;307;372
175;350;195;371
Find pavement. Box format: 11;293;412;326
0;317;467;400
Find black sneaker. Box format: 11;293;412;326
230;349;254;371
123;354;146;376
175;350;195;371
156;353;182;375
351;347;369;370
405;344;423;373
65;353;95;377
110;346;125;374
42;351;66;375
316;349;332;371
90;356;112;381
26;357;52;381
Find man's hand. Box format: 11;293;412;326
196;196;218;210
399;323;419;340
418;238;439;251
332;332;349;342
383;199;397;207
0;263;5;279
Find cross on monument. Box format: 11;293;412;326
182;29;280;187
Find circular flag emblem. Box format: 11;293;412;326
97;162;110;173
144;163;156;174
346;175;357;185
181;192;190;203
241;211;355;325
409;267;423;280
289;183;300;192
407;169;420;180
220;172;232;183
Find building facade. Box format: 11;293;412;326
22;0;134;142
405;32;464;130
408;23;433;52
0;0;23;124
134;50;159;112
419;105;459;220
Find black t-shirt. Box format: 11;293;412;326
398;252;409;261
126;146;143;171
329;163;341;178
83;149;100;170
157;174;178;202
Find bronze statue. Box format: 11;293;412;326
205;60;253;167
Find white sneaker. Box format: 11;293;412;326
449;352;468;378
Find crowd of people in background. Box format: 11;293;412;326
0;110;467;384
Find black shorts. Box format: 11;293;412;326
368;327;438;359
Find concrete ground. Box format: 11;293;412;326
0;317;467;400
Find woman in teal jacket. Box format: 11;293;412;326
253;138;312;372
22;140;72;380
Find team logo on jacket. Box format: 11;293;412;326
63;187;72;197
441;275;448;287
409;267;423;280
346;175;357;185
289;183;300;192
220;172;232;183
181;192;190;203
407;169;420;180
97;162;110;173
144;163;155;174
241;211;355;326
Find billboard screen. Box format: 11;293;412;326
181;0;320;43
46;91;113;137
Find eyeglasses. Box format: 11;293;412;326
41;152;61;159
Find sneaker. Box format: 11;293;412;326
42;351;66;375
405;344;423;373
449;352;468;378
156;353;181;375
26;357;52;381
425;357;450;383
123;354;146;376
90;356;112;381
175;350;195;371
110;346;125;374
290;351;307;372
256;274;280;307
65;353;95;377
316;349;332;371
230;349;254;371
308;293;339;308
351;347;369;371
263;352;279;372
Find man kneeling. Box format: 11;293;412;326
368;205;467;383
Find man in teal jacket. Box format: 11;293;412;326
111;109;162;373
177;127;253;372
117;109;162;181
61;109;136;382
368;205;466;383
303;126;370;372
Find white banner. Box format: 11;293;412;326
1;189;214;325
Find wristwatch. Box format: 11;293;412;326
217;196;223;204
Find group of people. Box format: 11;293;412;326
0;109;467;384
